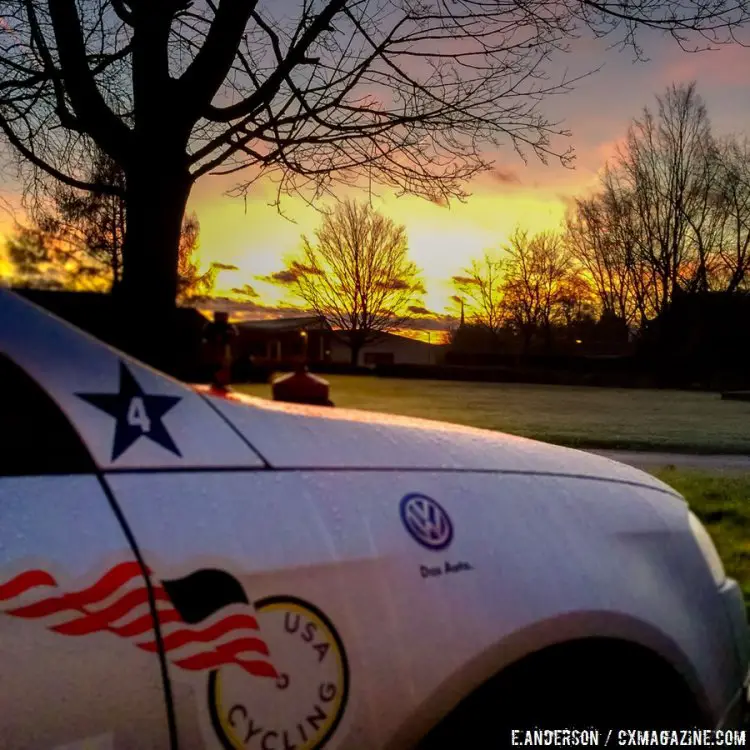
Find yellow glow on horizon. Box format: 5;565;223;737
0;251;11;279
190;177;570;317
0;214;14;281
0;172;577;321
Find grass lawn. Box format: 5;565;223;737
235;376;750;454
655;469;750;619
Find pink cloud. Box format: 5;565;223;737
657;44;750;87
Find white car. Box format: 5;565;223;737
1;288;748;750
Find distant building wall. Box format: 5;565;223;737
328;332;441;365
234;318;334;365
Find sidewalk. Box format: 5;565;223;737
589;450;750;473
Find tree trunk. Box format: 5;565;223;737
350;343;362;366
116;161;192;372
543;322;554;353
120;168;190;311
521;326;533;357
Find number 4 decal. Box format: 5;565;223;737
127;396;151;433
76;361;182;461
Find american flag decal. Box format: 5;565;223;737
0;562;277;679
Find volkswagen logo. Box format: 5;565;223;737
399;493;453;551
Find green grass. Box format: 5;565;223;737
655;469;750;618
235;376;750;454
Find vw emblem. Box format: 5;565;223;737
399;493;453;551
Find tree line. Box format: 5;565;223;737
568;82;750;326
451;82;750;358
275;83;750;363
0;0;746;365
6;81;750;367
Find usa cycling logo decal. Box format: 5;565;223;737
0;564;349;749
400;493;453;551
209;596;349;750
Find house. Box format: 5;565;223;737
234;315;443;367
10;289;444;373
329;330;442;366
234;316;334;365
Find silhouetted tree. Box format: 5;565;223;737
7;204;214;299
451;254;505;339
30;147;126;288
283;200;423;365
5;223;101;290
1;1;746;326
609;82;716;313
501;228;586;353
712;137;750;292
565;193;640;326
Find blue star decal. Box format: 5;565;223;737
76;361;182;461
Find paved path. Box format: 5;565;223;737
589;450;750;472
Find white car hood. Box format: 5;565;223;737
206;389;681;496
0;288;681;496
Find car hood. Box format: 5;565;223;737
203;388;681;496
0;289;680;496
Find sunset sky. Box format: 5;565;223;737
1;24;749;335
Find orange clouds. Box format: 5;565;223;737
189;173;572;323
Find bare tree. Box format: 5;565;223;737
501;228;583;352
1;0;747;329
451;254;505;338
565;193;640;326
677;136;729;293
713;137;750;292
608;83;718;313
284;199;423;365
30;147;127;288
5;223;103;290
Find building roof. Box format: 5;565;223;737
366;330;440;348
236;316;327;332
235;314;447;347
327;329;446;349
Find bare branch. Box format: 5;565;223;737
268;199;423;362
0;110;122;195
0;0;747;313
177;0;259;118
47;0;132;159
